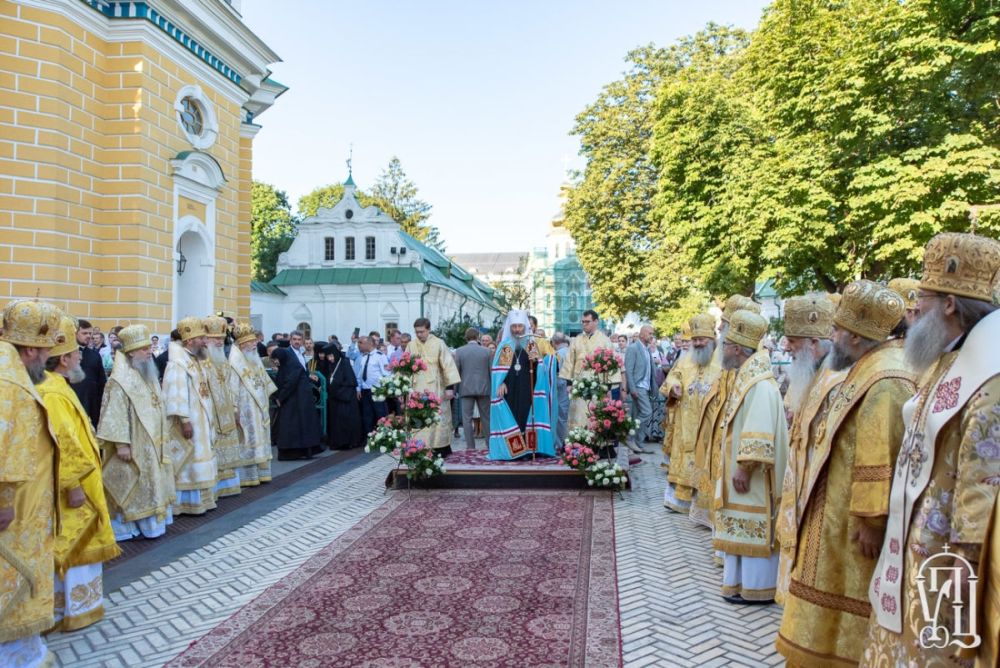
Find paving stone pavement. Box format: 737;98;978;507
46;448;783;667
615;455;783;667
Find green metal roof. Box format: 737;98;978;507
270;267;425;286
250;280;286;295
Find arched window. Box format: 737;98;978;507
296;322;312;339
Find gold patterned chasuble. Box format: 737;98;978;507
202;358;243;477
0;341;56;643
661;354;720;501
228;347;277;478
162;342;217;504
407;334;461;450
559;331;620;429
691;368;737;528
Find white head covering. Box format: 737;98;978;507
500;309;533;345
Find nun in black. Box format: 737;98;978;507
326;344;364;449
270;347;324;460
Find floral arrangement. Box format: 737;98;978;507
582;347;622;378
566;427;597;448
398;439;446;480
403;391;442;430
570;376;606;401
365;415;409;455
586;461;629;490
559;442;598;472
388;351;428;376
587;397;640;444
372;373;413;401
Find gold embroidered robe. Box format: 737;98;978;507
691;368;737;528
775;364;847;605
713;351;790;560
978;497;1000;668
777;342;914;666
661;354;720;502
559;331;620;429
163;342;217;508
0;341;56;643
97;352;174;523
407;334;461;450
228;347;276;482
862;362;1000;667
202;358;243;479
37;373;120;575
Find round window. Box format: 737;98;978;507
178;97;204;137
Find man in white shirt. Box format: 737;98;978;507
354;336;389;434
289;330;308;369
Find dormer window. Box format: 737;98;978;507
324;237;335;261
365;236;376;260
345;237;356;260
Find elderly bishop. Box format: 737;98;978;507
662;313;720;514
97;324;175;540
229;322;277;486
0;300;61;668
203;316;243;497
38;316;121;631
776;283;915;665
714;309;790;604
163;317;217;515
407;317;461;456
863;233;1000;667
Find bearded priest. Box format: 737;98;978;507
407;317;461;456
662;313;720;514
777;282;915;665
163;317;217;515
775;293;842;604
714;309;789;604
863;233;1000;667
38;316;120;631
203;316;243;497
229;322;277;486
489;309;557;460
98;324;175;541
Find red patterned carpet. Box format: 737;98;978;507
170;490;622;667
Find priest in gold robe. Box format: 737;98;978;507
407;317;461;455
690;295;759;533
203;316;243;497
775;293;843;604
662;313;720;513
714;309;789;603
38;316;121;631
560;309;620;429
863;233;1000;667
0;299;61;668
164;317;217;515
887;277;920;338
229;322;277;486
776;282;915;665
97;324;175;540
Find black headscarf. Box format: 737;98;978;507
271;347;307;404
313;341;332;378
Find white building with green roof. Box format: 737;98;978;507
250;176;501;340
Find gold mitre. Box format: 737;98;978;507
721;295;761;323
203;315;228;339
919;232;1000;303
828;293;842;309
679;321;692;341
887;278;920;311
834;280;904;341
233;321;257;346
689;313;716;339
49;316;79;357
784;294;835;339
118;324;152;354
725;309;768;349
177;316;208;342
1;299;64;348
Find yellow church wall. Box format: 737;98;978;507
0;1;256;331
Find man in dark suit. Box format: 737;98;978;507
453;327;492;451
70;318;107;429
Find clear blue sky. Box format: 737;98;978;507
241;1;769;253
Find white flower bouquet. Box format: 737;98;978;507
585;460;629;491
570;376;606;401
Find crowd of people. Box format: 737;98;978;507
3;231;999;666
658;231;1000;666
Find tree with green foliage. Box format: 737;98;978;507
490;280;531;312
297;157;445;251
251;181;297;282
